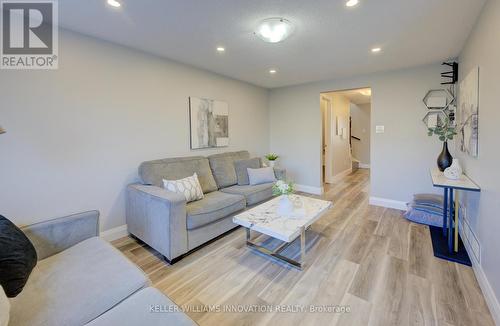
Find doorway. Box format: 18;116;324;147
320;88;371;185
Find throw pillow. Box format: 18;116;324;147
0;285;9;326
247;167;276;186
234;158;261;185
0;215;38;298
163;173;204;203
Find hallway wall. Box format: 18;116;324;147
350;103;371;166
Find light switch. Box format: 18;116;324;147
375;125;385;133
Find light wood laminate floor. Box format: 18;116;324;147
114;169;494;326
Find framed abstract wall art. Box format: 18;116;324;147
458;67;479;157
189;97;229;149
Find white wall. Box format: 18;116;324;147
457;0;500;321
269;63;444;202
350;103;371;165
0;29;270;232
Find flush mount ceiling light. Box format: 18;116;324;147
269;69;277;74
216;46;225;52
371;47;382;53
107;0;121;8
255;18;294;43
346;0;359;7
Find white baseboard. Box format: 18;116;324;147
100;224;129;242
359;163;371;169
473;264;500;326
295;184;323;195
369;196;407;211
460;229;500;325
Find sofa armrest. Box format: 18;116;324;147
21;210;99;260
126;184;188;261
274;167;286;180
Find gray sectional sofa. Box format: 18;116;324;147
126;151;285;263
6;211;195;326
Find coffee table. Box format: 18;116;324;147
233;194;332;270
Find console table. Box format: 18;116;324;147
430;168;480;266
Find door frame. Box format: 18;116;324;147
321;95;334;184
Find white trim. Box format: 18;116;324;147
295;184;323;195
460;229;500;325
359;163;371;169
100;224;128;242
472;264;500;326
369;196;407;211
330;168;353;183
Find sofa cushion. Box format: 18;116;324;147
186;191;245;230
221;183;273;206
163;173;204;203
248;167;276;186
139;156;217;194
0;285;9;326
207;151;250;188
0;215;37;298
234;158;261;185
87;287;196;326
9;237;149;326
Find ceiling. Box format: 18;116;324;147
57;0;486;88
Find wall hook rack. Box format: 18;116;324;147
441;61;458;85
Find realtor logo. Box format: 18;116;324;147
1;0;58;69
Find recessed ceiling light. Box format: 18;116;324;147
346;0;359;7
255;18;294;43
107;0;121;8
371;47;382;53
269;69;277;74
216;47;225;52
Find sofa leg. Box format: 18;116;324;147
129;233;145;245
163;255;183;265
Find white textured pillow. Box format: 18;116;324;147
0;286;9;326
247;167;276;185
163;173;204;203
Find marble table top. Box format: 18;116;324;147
233;194;333;242
430;168;480;191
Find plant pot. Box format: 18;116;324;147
277;195;293;216
437;141;453;172
268;160;276;168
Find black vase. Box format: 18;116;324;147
437;141;453;172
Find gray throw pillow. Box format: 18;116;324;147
0;215;38;298
247;167;276;186
234;158;261;185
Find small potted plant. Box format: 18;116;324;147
427;117;458;172
265;153;279;168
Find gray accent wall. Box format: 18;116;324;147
0;29;269;231
457;0;500;318
269;63;444;202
